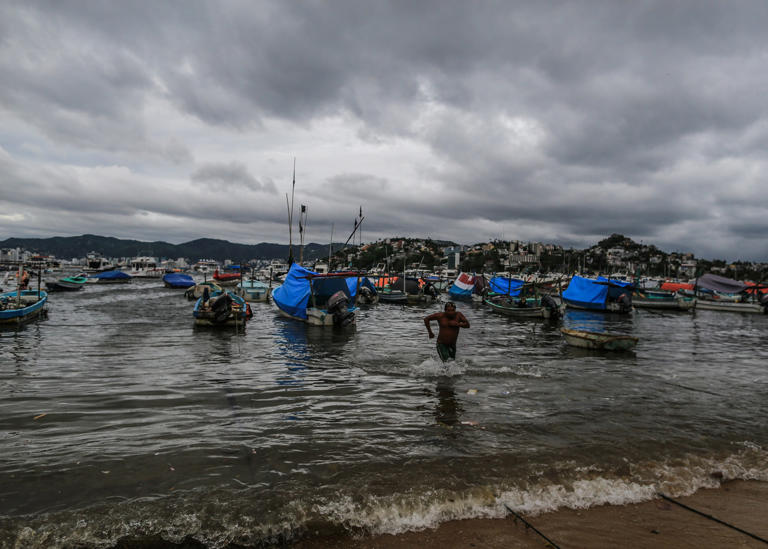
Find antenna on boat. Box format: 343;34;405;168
286;158;296;265
299;204;308;264
328;223;334;270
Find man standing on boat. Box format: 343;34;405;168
424;302;470;362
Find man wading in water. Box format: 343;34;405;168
424;302;470;362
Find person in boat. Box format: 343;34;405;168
20;269;30;290
424;302;470;362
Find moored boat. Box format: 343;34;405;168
560;328;638;351
691;273;768;314
272;264;363;327
562;275;633;313
46;275;87;292
193;290;250;327
184;281;224;300
632;289;695;311
0;289;48;326
212;269;241;287
162;273;195;289
88;270;132;284
234;279;271;302
485;294;564;319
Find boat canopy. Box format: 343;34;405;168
90;270;131;280
272;264;361;319
695;273;749;294
488;276;524;296
562;275;610;310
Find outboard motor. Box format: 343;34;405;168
541;294;560;320
211;293;233;324
327;290;355;327
616;292;632;313
359;286;375;303
760;292;768;313
424;283;439;298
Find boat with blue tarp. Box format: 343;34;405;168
162;273;195;289
562;275;633;313
88;270;132;284
272;264;363;326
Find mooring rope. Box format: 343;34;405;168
504;503;561;549
657;492;768;545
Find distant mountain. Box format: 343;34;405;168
0;234;340;262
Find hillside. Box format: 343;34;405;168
0;234;337;262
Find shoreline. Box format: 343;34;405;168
292;480;768;548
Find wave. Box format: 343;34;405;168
3;443;767;548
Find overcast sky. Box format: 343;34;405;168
1;1;767;261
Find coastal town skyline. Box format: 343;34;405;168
2;3;768;261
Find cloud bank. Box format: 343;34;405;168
1;1;767;260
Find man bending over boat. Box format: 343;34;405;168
424;302;470;362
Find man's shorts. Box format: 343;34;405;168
436;343;456;362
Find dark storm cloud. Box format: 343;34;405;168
2;1;768;259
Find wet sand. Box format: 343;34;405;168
293;480;768;548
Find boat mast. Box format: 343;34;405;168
328;223;334;270
287;158;296;265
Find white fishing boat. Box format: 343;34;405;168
560;328;638;351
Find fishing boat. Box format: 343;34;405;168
126;256;164;278
0;289;48;326
212;268;241;287
88;270;132;284
632;289;695;311
162;273;195;289
561;275;633;313
374;275;408;304
691;273;768;314
272;263;364;327
45;275;87;292
560;328;638;351
193;290;250;328
184;281;224;300
485;295;564;319
234;278;271;302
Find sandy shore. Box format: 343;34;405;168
293;480;768;548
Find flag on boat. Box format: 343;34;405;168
448;272;476;299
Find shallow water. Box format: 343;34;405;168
1;281;767;547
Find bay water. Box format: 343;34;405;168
1;280;767;547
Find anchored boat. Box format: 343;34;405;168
272;264;364;327
560;328;638;351
46;275;87;292
0;289;48;327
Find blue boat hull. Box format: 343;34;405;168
0;290;48;325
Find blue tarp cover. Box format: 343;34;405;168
348;277;377;296
562;275;608;310
90;270;131;280
596;276;634;301
163;273;195;287
272;264;316;319
273;264;361;319
489;276;524;296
